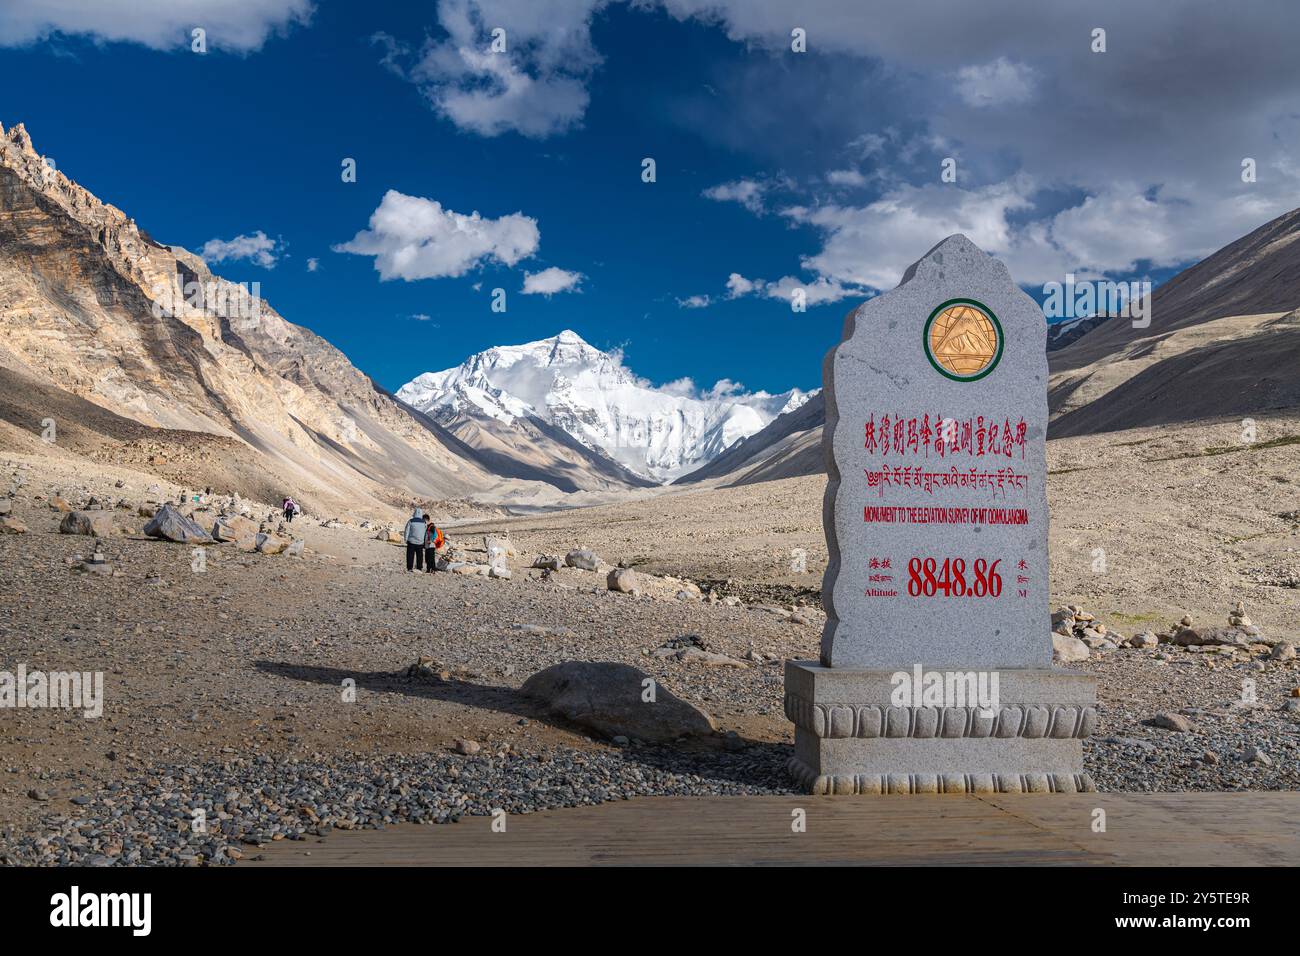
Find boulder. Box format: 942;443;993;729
255;533;289;555
565;548;600;571
376;529;402;544
1173;626;1250;647
58;510;117;537
520;661;717;743
212;514;257;542
144;504;213;544
488;564;512;579
532;554;562;571
0;516;27;534
607;568;644;594
1052;633;1090;663
286;539;305;558
1129;631;1159;649
1149;712;1196;733
676;647;747;668
48;496;73;512
484;535;519;558
1269;642;1296;661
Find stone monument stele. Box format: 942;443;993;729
785;234;1097;795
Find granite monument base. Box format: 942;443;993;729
784;661;1097;794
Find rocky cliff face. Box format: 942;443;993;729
0;121;497;513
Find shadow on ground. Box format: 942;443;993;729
254;659;794;791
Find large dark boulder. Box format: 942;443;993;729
143;503;212;544
520;661;717;743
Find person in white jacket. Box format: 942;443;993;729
402;508;428;572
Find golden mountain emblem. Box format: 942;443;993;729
924;301;1002;380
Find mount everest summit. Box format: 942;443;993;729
397;330;812;483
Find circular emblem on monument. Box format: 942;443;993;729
922;298;1003;382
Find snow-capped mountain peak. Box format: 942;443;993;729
397;330;812;482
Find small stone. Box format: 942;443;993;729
1149;712;1195;732
606;568;644;594
1242;746;1271;766
1051;633;1089;663
564;548;600;571
453;739;481;756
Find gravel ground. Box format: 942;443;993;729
0;744;795;866
1079;646;1299;792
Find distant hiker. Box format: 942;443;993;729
424;518;444;573
282;496;297;523
403;508;428;572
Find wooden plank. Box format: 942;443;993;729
240;793;1300;867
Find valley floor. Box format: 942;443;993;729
0;411;1298;865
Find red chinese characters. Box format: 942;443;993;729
865;413;1027;459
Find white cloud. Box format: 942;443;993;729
200;230;280;269
388;0;606;138
676;294;712;308
725;273;757;297
0;0;313;52
703;379;744;399
703;178;767;213
658;376;697;397
654;374;763;403
777;175;1291;289
784;179;1036;288
725;271;864;306
826;168;867;187
954;56;1036;108
521;266;583;295
306;257;319;272
334;190;539;281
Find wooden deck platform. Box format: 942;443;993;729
243;792;1299;866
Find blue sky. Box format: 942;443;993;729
2;1;1297;397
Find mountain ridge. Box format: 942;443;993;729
0;120;517;515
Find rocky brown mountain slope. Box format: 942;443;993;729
0;121;553;516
